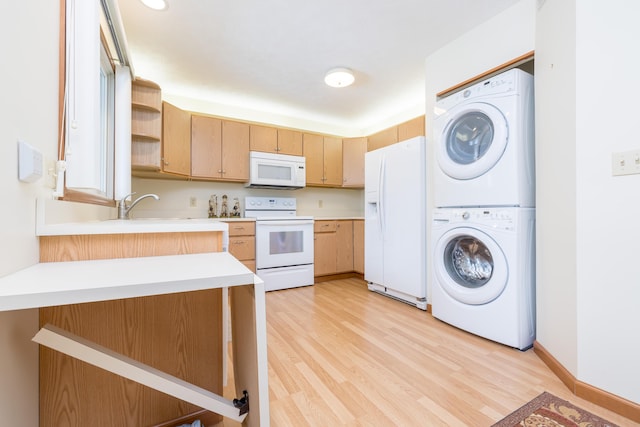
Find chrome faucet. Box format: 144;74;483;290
117;192;160;219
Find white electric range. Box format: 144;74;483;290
244;196;314;291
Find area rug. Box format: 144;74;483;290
492;391;620;427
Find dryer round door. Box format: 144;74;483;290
433;226;508;305
437;102;508;180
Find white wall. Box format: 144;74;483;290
534;0;579;377
0;1;61;424
573;0;640;403
537;0;640;404
131;178;364;219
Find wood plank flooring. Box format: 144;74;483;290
222;278;638;426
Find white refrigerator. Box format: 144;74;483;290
364;136;427;310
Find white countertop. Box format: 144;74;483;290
312;217;364;220
0;252;255;312
36;218;230;236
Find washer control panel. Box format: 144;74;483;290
433;208;515;231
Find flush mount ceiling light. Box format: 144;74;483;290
140;0;168;11
324;68;355;88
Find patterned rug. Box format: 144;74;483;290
492;392;619;427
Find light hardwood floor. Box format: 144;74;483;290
223;278;637;426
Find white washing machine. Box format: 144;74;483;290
433;68;535;208
431;207;535;350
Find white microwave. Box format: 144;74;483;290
245;151;306;189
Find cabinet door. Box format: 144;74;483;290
228;236;255;261
323;136;343;186
398;115;425;142
277;129;303;156
353;220;364;274
221;120;250;181
249;124;278;154
342;137;366;187
191;115;222;178
303;133;325;185
314;231;337;276
162;101;191;176
335;220;354;273
368;126;398;152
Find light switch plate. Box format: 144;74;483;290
612;150;640;176
18;140;43;182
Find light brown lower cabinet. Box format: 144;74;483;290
226;221;256;272
353;219;364;274
314;220;356;277
38;232;225;427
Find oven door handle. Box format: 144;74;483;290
256;220;314;226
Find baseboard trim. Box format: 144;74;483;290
533;341;575;391
534;340;640;423
314;272;363;283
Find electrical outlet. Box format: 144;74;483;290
189;196;197;208
45;158;57;189
612;150;640;176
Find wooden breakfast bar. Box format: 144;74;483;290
0;218;270;427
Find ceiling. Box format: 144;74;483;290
116;0;520;134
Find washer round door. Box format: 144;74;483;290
433;226;508;305
436;102;508;180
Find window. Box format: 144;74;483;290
99;42;115;198
59;0;132;206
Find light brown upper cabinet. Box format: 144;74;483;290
303;133;343;187
367;126;398;152
342;137;366;188
222;120;250;181
191;114;222;178
276;128;303;156
191;115;250;181
249;125;303;156
367;115;425;152
398;115;425;142
162;101;191;176
249;124;278;153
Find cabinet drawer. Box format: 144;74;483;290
314;221;336;233
228;236;255;261
227;221;255;236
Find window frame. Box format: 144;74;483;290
57;0;124;207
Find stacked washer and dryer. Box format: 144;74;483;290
431;68;536;350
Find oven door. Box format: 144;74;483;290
255;219;314;269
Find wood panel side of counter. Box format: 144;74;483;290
38;231;224;427
39;231;222;261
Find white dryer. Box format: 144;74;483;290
433;68;535;208
431;207;535;350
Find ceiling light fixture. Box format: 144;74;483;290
324;68;355;88
140;0;168;11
